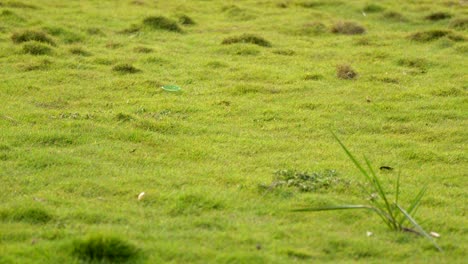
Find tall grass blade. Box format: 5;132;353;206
331;132;373;184
399;185;428;226
395;170;401;205
396;204;443;252
364;156;398;229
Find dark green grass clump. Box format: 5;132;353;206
409;29;464;42
0;207;52;224
222;34;271;47
363;3;385;13
178;14;196;25
22;41;53;55
72;234;140;263
143;16;182;32
133;46;153;53
11;29;55;45
382;11;407;22
0;1;37;9
336;64;357;79
449;18;468;31
331;21;366;35
112;63;141;74
425;12;452;21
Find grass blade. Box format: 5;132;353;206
399;184;427;226
396;204;443;252
364;156;398;229
395;170;401;205
331;132;373;184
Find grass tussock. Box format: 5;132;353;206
11;29;55;45
336;64;358;79
178;14;196;25
143;16;182;32
42;26;83;43
409;29;464;42
1;1;37;9
72;234;140;263
86;27;104;36
397;58;430;72
425;12;452;21
363;3;385;13
304;73;324;80
112;63;141;74
221;5;256;20
22;41;53;55
331;21;366;35
69;46;91;56
382;11;407;22
222;34;271;47
301;21;327;35
0;207;52;224
449;18;468;31
133;46;153;53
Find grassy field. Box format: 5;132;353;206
0;0;467;262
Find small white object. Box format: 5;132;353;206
430;231;440;238
138;192;145;200
362;11;367;17
366;231;373;237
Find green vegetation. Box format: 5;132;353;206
0;0;466;263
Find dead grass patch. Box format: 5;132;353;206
331;21;365;35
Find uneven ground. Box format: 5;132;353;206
0;0;467;263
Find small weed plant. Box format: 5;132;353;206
294;133;442;252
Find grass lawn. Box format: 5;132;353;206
0;0;466;263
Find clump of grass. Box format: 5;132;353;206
363;3;385;13
382;11;407;22
69;46;91;56
86;27;104;36
0;207;52;224
133;46;153;53
2;1;37;9
11;29;55;45
272;49;295;56
17;58;52;71
293;133;442;252
425;12;452;21
331;21;366;35
72;234;140;263
142;16;182;32
119;24;141;34
222;34;271;47
397;58;430;73
178;14;196;25
42;26;83;43
22;41;53;55
261;169;341;192
112;64;141;74
301;21;327;35
221;5;255;20
336;64;357;79
449;18;468;31
409;29;464;42
304;73;324;80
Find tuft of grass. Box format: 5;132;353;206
11;29;55;45
397;58;430;73
133;46;153;53
336;64;357;79
293;133;443;252
142;16;182;32
119;24;141;34
2;1;37;9
72;234;140;263
22;41;53;55
112;63;141;74
331;21;366;35
363;3;385;13
304;73;324;80
409;29;464;42
382;11;407;22
221;34;271;47
69;46;91;56
425;12;452;21
301;21;327;35
178;14;196;25
449;18;468;31
0;207;53;224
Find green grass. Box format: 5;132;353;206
0;0;467;263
